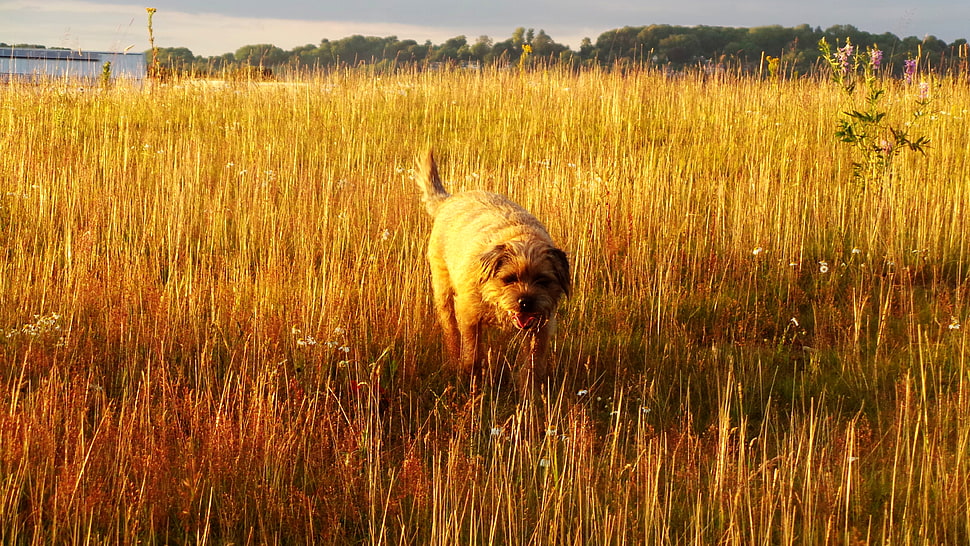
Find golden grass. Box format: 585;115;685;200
1;67;968;544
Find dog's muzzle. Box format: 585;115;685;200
513;296;543;329
512;312;542;330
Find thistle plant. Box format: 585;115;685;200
818;37;930;186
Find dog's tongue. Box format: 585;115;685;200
513;313;539;330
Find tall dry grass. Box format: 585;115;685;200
0;66;968;544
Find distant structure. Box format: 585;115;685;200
0;47;146;83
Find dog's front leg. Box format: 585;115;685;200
429;263;462;365
457;319;483;376
433;298;461;364
453;294;484;376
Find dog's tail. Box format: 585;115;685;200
415;149;450;217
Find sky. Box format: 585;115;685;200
1;0;967;57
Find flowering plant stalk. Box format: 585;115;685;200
818;37;930;187
519;43;533;70
147;8;159;79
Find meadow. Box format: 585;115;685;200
0;64;968;544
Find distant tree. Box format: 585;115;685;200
289;43;320;67
821;24;871;56
746;25;796;57
531;29;568;57
326;35;401;63
921;35;948;53
8;43;60;49
658;34;701;63
490;38;516;62
469;35;493;62
313;40;337;65
154;47;196;70
331;35;371;63
213;53;235;69
235;44;286;66
491;28;542;64
579;37;595;59
406;40;432;62
511;27;526;47
595;26;647;63
432;36;468;62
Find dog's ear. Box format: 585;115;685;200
479;244;509;282
548;247;571;297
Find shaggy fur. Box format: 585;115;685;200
415;149;570;392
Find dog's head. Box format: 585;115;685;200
479;240;570;330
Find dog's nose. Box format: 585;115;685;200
517;297;535;312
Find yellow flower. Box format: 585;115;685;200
766;55;780;77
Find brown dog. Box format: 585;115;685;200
415;150;570;392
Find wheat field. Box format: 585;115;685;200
1;66;968;544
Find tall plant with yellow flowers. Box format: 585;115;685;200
146;7;159;79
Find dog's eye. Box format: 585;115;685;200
502;274;518;284
535;277;552;287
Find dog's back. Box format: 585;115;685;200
415;150;450;217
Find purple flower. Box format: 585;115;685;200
835;43;854;73
904;59;917;83
870;49;883;70
919;81;930;100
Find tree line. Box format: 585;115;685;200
144;23;968;78
10;22;965;78
150;27;572;77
